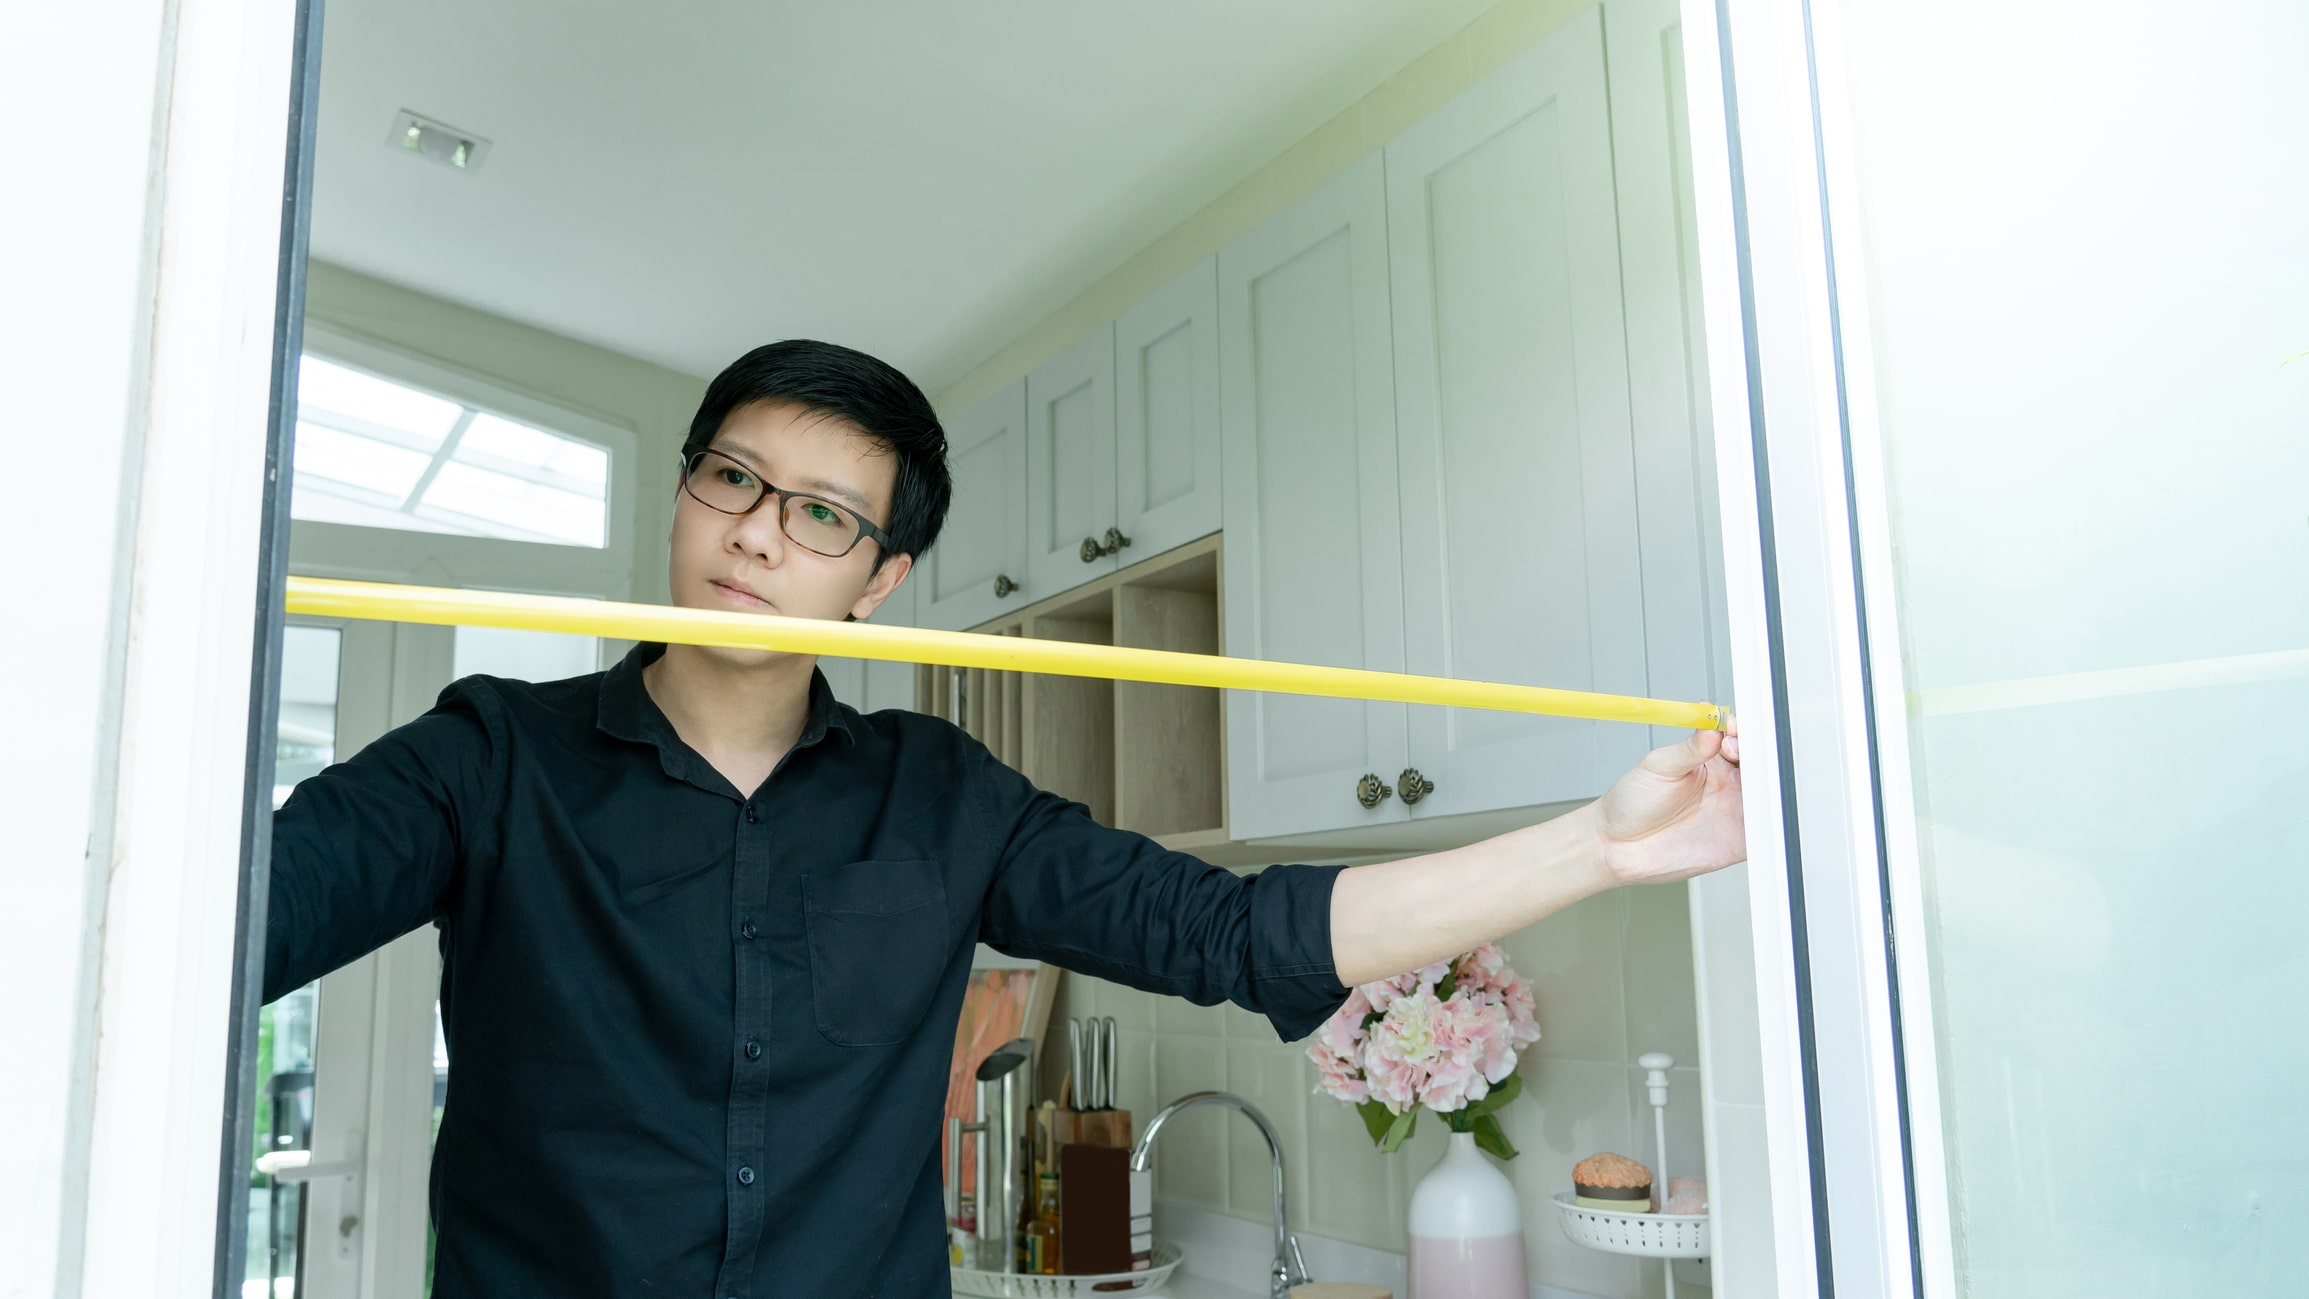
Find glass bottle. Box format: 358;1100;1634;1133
950;1191;976;1268
1023;1170;1063;1275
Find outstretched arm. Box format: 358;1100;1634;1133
1329;724;1745;987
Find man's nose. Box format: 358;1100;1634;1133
729;498;788;564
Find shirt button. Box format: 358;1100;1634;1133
744;802;758;824
744;1038;763;1060
737;1165;756;1186
739;920;758;941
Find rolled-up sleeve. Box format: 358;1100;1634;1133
264;686;500;1002
971;748;1350;1041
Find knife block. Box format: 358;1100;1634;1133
1048;1105;1133;1150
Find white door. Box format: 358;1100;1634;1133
1384;5;1649;820
921;379;1029;630
1024;324;1120;594
1218;154;1410;840
1115;256;1223;559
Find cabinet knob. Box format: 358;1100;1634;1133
1079;527;1136;563
994;574;1019;598
1355;773;1394;809
1397;768;1435;806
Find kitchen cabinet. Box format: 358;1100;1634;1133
1601;0;1732;750
923;535;1224;846
1022;258;1226;607
1114;257;1224;563
920;378;1028;631
1220;11;1664;841
1384;4;1650;817
1217;155;1411;841
1024;326;1120;593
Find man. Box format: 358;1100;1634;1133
265;339;1745;1296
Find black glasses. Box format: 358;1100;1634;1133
679;448;894;558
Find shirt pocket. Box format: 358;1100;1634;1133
801;859;951;1047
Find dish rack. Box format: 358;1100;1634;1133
1551;1052;1711;1295
950;1242;1184;1297
1550;1192;1709;1258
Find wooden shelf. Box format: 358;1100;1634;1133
924;534;1227;844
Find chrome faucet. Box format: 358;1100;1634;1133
1130;1091;1311;1299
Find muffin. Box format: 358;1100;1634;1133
1573;1152;1654;1212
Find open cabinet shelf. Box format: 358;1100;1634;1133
920;534;1225;845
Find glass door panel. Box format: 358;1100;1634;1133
1839;3;2309;1292
247;624;341;1298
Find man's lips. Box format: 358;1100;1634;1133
709;579;773;611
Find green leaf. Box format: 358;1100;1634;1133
1471;1112;1519;1161
1435;971;1458;1001
1357;1100;1396;1147
1380;1107;1419;1154
1462;1071;1524;1121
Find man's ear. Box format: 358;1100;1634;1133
849;552;912;622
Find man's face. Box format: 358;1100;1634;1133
665;400;910;664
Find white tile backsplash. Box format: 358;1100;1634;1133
1503;890;1632;1064
1030;878;1712;1299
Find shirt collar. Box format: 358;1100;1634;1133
597;642;855;788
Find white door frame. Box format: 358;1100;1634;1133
12;0;1944;1293
0;0;309;1294
1677;0;1946;1293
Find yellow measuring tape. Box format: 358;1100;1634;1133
285;577;1727;731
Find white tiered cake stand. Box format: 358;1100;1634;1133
1551;1052;1711;1298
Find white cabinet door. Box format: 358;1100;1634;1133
1024;324;1119;594
1219;154;1410;840
1385;5;1649;818
921;379;1029;630
1603;0;1731;751
1115;256;1222;559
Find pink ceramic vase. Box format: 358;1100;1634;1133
1407;1131;1527;1297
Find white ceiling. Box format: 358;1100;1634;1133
311;0;1494;393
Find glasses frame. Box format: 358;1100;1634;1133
678;447;895;559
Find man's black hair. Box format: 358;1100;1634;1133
682;339;952;566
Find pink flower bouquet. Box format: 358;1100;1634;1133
1306;943;1541;1158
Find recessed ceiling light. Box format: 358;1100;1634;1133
386;109;491;172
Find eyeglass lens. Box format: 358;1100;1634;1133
684;452;865;557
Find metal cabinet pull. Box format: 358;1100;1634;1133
1355;773;1394;809
1397;768;1435;805
1079;526;1135;563
994;574;1019;598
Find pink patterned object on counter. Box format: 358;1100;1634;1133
1663;1176;1708;1215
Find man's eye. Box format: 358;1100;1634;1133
718;467;753;488
805;502;839;524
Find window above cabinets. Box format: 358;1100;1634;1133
288;325;640;600
293;353;611;548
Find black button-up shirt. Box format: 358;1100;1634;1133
264;642;1349;1297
